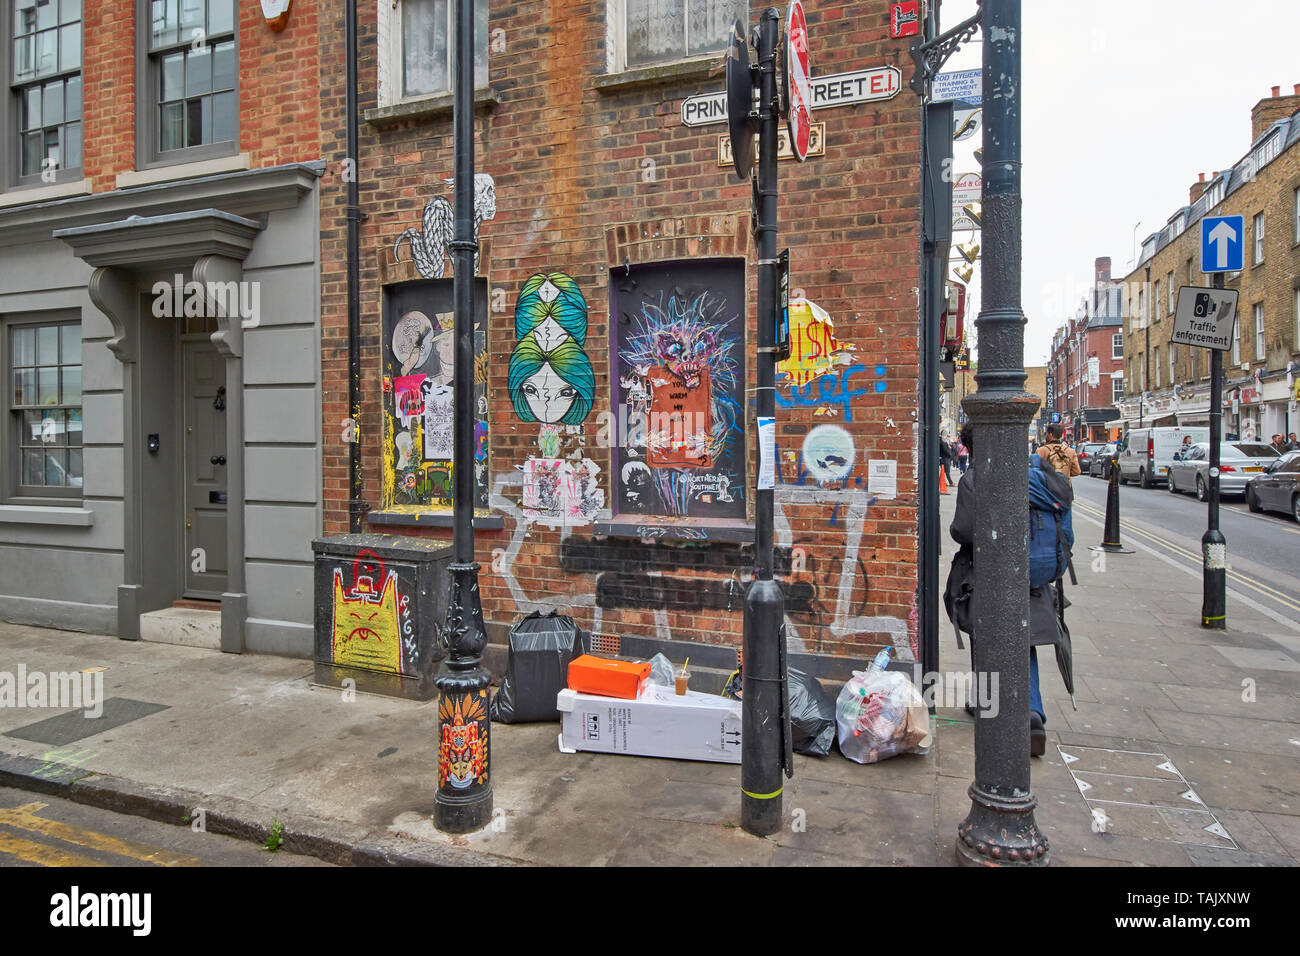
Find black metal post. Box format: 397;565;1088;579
1201;273;1227;629
956;0;1048;867
1091;451;1132;554
345;0;363;534
434;0;492;833
741;6;785;838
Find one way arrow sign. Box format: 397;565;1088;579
1201;215;1244;273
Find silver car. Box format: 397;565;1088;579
1167;441;1282;500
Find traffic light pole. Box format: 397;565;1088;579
741;6;785;838
1201;272;1227;629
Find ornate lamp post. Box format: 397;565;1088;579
955;0;1049;866
434;0;492;834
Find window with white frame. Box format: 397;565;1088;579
379;0;487;106
1154;347;1161;387
1295;187;1299;244
1254;302;1265;361
1207;178;1225;208
6;318;82;498
1112;332;1123;359
1169;344;1176;383
1232;319;1240;365
1167;271;1174;313
8;0;83;185
1254;212;1265;265
1112;375;1123;404
1153;280;1161;323
615;0;746;71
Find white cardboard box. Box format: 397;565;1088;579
556;685;743;763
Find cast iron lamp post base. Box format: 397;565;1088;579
956;783;1050;866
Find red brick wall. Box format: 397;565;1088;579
319;1;922;659
79;0;320;193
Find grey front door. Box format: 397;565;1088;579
183;339;228;597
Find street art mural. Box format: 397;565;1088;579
611;260;746;519
328;551;411;675
438;689;489;790
506;272;603;527
394;174;496;278
776;298;857;386
381;279;489;512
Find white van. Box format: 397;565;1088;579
1117;426;1210;488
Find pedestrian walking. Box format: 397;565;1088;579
944;424;1076;757
957;438;969;473
1036;422;1081;483
939;433;955;489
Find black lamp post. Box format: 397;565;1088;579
434;0;492;834
955;0;1049;866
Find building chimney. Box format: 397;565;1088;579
1094;257;1111;285
1252;84;1300;140
1190;173;1209;205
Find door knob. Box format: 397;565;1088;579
210;455;226;466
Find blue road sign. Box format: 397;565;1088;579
1201;215;1244;273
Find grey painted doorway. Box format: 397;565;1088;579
182;338;228;597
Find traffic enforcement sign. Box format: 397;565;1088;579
1172;285;1239;351
1200;215;1244;273
725;19;755;180
785;2;812;162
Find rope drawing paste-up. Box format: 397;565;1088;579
508;273;603;528
394;173;497;278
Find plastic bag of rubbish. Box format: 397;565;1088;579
835;648;931;764
645;653;676;688
788;667;836;757
489;611;588;723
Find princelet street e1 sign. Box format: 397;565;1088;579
681;65;901;127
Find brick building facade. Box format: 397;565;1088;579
1121;86;1300;440
1046;256;1123;443
317;1;925;663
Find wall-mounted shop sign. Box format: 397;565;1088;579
682;66;901;127
718;123;825;166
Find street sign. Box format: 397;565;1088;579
934;68;982;107
1200;215;1244;273
776;249;791;360
682;66;899;127
718;122;824;166
785;2;812;162
725;19;755;180
1172;285;1239;351
1088;356;1100;387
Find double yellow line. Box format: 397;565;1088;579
0;802;198;867
1074;501;1300;614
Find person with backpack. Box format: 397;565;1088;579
944;425;1075;757
1036;422;1080;482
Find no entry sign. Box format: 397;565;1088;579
785;2;811;162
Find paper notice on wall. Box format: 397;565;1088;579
867;459;897;499
422;382;454;461
758;416;775;490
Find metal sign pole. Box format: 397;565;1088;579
740;6;785;838
1202;272;1227;629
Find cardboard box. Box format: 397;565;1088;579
556;685;743;763
566;654;651;701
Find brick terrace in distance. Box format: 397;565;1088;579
317;1;924;660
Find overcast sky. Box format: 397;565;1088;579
937;0;1300;367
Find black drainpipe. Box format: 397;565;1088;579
345;0;363;533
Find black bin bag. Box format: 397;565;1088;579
489;611;588;723
789;667;836;757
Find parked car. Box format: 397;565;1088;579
1088;443;1117;479
1076;442;1107;475
1118;426;1210;488
1167;441;1281;500
1246;451;1300;521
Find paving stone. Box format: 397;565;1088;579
1146;708;1300;757
1253;811;1300;861
1211;646;1300;672
1157;683;1300;722
1051;701;1164;739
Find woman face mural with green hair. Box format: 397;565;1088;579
507;334;594;425
515;272;589;346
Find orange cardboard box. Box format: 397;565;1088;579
567;655;651;700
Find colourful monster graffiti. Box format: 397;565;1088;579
438;689;489;790
612;261;746;519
